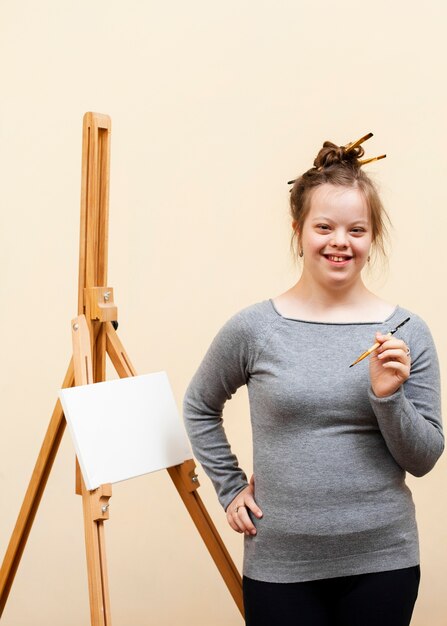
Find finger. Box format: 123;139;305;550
227;498;248;532
226;506;243;532
232;508;249;533
232;499;262;534
377;333;406;350
244;494;263;518
226;515;243;533
377;338;407;352
227;508;245;532
377;348;409;362
236;506;258;535
380;361;410;377
230;502;249;524
375;332;392;345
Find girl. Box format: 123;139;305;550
183;135;443;625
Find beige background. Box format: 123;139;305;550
1;1;446;624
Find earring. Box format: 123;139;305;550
367;255;371;262
299;248;304;258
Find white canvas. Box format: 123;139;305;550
59;372;192;490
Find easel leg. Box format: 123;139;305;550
105;321;135;377
105;323;245;617
73;315;112;625
93;321;107;383
168;463;244;616
0;360;75;616
81;480;112;626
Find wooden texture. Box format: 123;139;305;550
84;287;117;323
81;478;112;626
105;322;136;377
73;315;92;494
72;316;94;385
168;463;244;616
0;360;75;615
76;114;113;624
93;323;107;384
73;314;112;626
78;112;111;315
77;113;111;382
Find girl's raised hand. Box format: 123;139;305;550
369;332;411;398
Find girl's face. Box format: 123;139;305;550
299;183;372;290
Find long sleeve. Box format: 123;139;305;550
184;301;442;583
368;316;444;477
183;311;253;510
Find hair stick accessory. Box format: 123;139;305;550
344;132;373;152
344;131;386;164
358;154;386;166
287;131;386;188
349;317;411;368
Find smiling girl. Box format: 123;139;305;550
184;136;443;626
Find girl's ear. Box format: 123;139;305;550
292;221;303;257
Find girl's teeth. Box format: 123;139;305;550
328;256;347;262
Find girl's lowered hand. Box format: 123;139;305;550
226;474;263;536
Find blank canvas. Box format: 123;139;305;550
59;372;192;490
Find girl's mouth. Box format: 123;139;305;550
324;254;352;266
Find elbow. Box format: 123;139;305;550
409;465;437;478
406;440;445;478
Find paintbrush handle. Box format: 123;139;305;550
350;318;411;368
364;340;381;357
349;332;393;367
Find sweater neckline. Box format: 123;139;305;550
268;299;400;326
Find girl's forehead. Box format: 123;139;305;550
308;184;369;220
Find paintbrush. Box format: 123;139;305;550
349;317;411;368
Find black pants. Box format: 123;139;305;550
243;566;420;626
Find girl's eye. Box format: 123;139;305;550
316;224;331;231
351;228;366;234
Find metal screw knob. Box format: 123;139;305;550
192;475;199;483
72;323;79;331
104;291;111;302
101;504;109;513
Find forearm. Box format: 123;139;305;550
183;396;249;509
183;311;254;509
369;386;444;476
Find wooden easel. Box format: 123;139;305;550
0;112;244;624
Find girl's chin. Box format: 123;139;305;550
317;267;363;287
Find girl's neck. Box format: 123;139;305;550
274;278;395;323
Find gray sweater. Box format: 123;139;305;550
183;300;443;582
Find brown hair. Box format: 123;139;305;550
289;140;390;260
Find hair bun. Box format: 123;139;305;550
313;140;365;170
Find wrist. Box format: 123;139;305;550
369;385;403;401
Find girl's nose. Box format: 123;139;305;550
330;229;348;248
